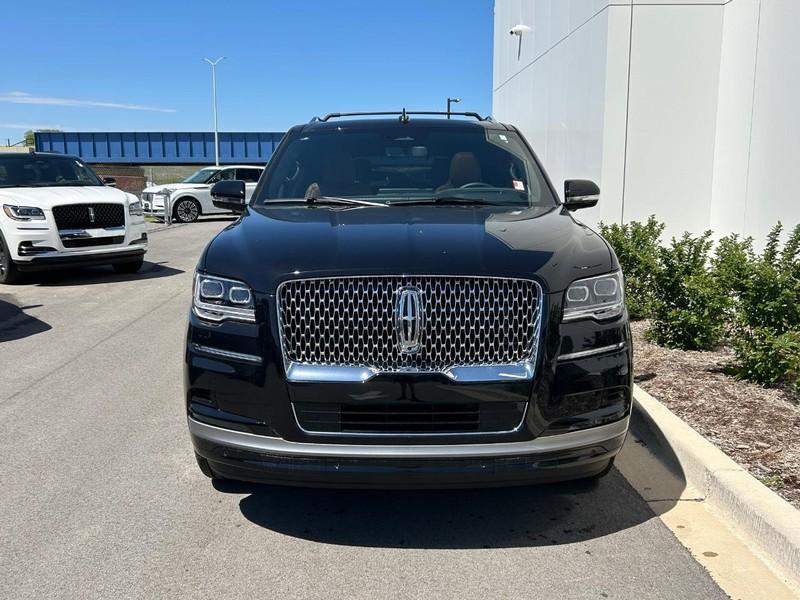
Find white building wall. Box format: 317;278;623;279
622;5;724;233
742;0;800;242
493;0;800;242
493;1;627;227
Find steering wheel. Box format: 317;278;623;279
459;182;493;189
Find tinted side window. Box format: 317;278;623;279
236;168;262;183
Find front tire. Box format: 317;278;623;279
173;198;200;223
113;257;145;274
0;232;22;285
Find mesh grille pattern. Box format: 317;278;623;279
278;276;541;373
52;204;125;230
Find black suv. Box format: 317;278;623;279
185;111;631;488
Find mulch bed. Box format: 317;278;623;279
630;321;800;509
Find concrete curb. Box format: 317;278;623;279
632;384;800;590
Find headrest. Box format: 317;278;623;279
449;152;481;187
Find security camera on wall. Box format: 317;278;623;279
509;24;532;36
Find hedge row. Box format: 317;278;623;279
598;218;800;393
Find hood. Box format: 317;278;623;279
142;183;209;194
0;185;134;209
201;204;615;294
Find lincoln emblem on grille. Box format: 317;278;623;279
394;286;424;354
87;207;96;224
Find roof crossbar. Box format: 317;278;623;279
315;110;488;122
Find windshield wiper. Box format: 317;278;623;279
301;182;384;207
387;196;502;206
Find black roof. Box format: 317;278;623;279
300;116;510;133
0;151;77;159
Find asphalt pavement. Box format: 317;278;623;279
0;219;727;599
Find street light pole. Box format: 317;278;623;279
446;97;460;119
202;57;226;166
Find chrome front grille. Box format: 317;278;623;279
277;276;542;377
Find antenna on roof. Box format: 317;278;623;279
399;108;410;124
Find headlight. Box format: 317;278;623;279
3;204;46;221
129;201;144;216
563;271;624;322
193;273;256;323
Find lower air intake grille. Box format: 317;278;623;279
293;401;526;435
62;235;124;248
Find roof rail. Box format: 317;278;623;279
317;110;488;122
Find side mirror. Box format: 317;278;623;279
563;179;599;211
211;180;246;213
102;176;117;187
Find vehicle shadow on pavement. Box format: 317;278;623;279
25;261;184;287
0;298;51;343
217;468;676;549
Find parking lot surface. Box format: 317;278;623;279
0;220;727;599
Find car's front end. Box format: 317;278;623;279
2;195;147;270
184;116;631;488
140;189;168;218
0;154;147;282
186;268;630;488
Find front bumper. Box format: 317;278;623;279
189;415;629;488
16;247;146;272
5;217;148;267
185;288;633;488
141;195;166;218
142;204;165;218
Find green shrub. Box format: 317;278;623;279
646;231;728;350
731;328;800;392
710;234;754;297
598;217;799;390
709;234;755;331
598;216;665;319
727;223;800;389
736;223;800;333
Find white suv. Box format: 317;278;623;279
141;165;264;223
0;152;148;284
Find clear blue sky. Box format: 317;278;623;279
1;0;493;143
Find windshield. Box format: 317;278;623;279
0;155;103;188
258;125;556;206
183;168;219;184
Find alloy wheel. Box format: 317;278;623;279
176;200;199;223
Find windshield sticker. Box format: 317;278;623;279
513;180;525;191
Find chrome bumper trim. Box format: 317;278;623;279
285;360;536;383
187;415;630;459
558;342;626;362
191;343;262;364
14;246;145;261
59;226;125;239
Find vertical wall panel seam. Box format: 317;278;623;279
707;3;728;232
620;4;634;224
743;0;762;234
